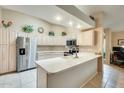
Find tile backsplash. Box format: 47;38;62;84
37;46;67;51
37;46;93;52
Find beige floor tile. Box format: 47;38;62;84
0;64;124;88
83;82;96;88
105;83;116;88
21;81;36;88
4;78;21;88
83;64;124;88
20;70;36;86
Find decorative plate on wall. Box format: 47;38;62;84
38;27;44;33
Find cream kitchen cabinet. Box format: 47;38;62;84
0;29;16;74
9;45;16;72
38;36;67;46
0;29;2;45
0;45;2;74
0;45;9;74
79;30;94;46
9;31;16;45
0;29;9;45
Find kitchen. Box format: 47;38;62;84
0;5;103;88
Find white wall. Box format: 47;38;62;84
1;8;86;51
1;8;71;38
112;31;124;47
2;8;51;37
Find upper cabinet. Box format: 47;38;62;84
9;31;16;45
0;29;9;45
37;36;67;46
78;30;95;46
0;29;16;45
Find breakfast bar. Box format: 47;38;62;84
36;52;102;88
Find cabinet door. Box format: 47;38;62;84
9;31;16;45
81;30;94;46
0;45;2;73
9;45;16;72
2;30;9;44
0;29;2;45
2;45;9;73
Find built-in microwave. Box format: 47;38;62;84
66;39;77;46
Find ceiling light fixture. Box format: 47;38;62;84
55;15;62;21
77;24;81;29
69;21;73;26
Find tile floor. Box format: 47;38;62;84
0;64;124;88
83;64;124;88
0;69;37;88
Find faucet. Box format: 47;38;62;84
69;45;79;58
65;45;79;58
73;46;79;58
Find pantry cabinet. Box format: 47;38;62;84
79;30;95;46
0;29;9;44
2;45;9;73
0;45;2;74
9;31;16;45
9;45;16;72
0;29;16;74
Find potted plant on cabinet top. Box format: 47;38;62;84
22;25;34;33
62;32;67;36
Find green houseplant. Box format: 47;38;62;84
48;31;55;36
22;25;34;33
62;32;67;36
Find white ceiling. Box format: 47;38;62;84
2;5;124;32
0;5;93;29
77;5;124;32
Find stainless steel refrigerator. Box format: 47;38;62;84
16;37;37;72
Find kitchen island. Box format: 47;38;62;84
36;52;102;88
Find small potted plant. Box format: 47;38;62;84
48;31;55;36
62;32;67;36
22;25;34;33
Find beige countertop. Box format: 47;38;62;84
36;52;101;74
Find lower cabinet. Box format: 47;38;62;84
0;45;16;74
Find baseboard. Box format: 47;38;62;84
80;72;97;88
0;71;16;76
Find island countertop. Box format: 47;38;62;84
35;52;101;74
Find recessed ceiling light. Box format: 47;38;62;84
69;21;73;26
55;15;62;21
77;24;81;29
